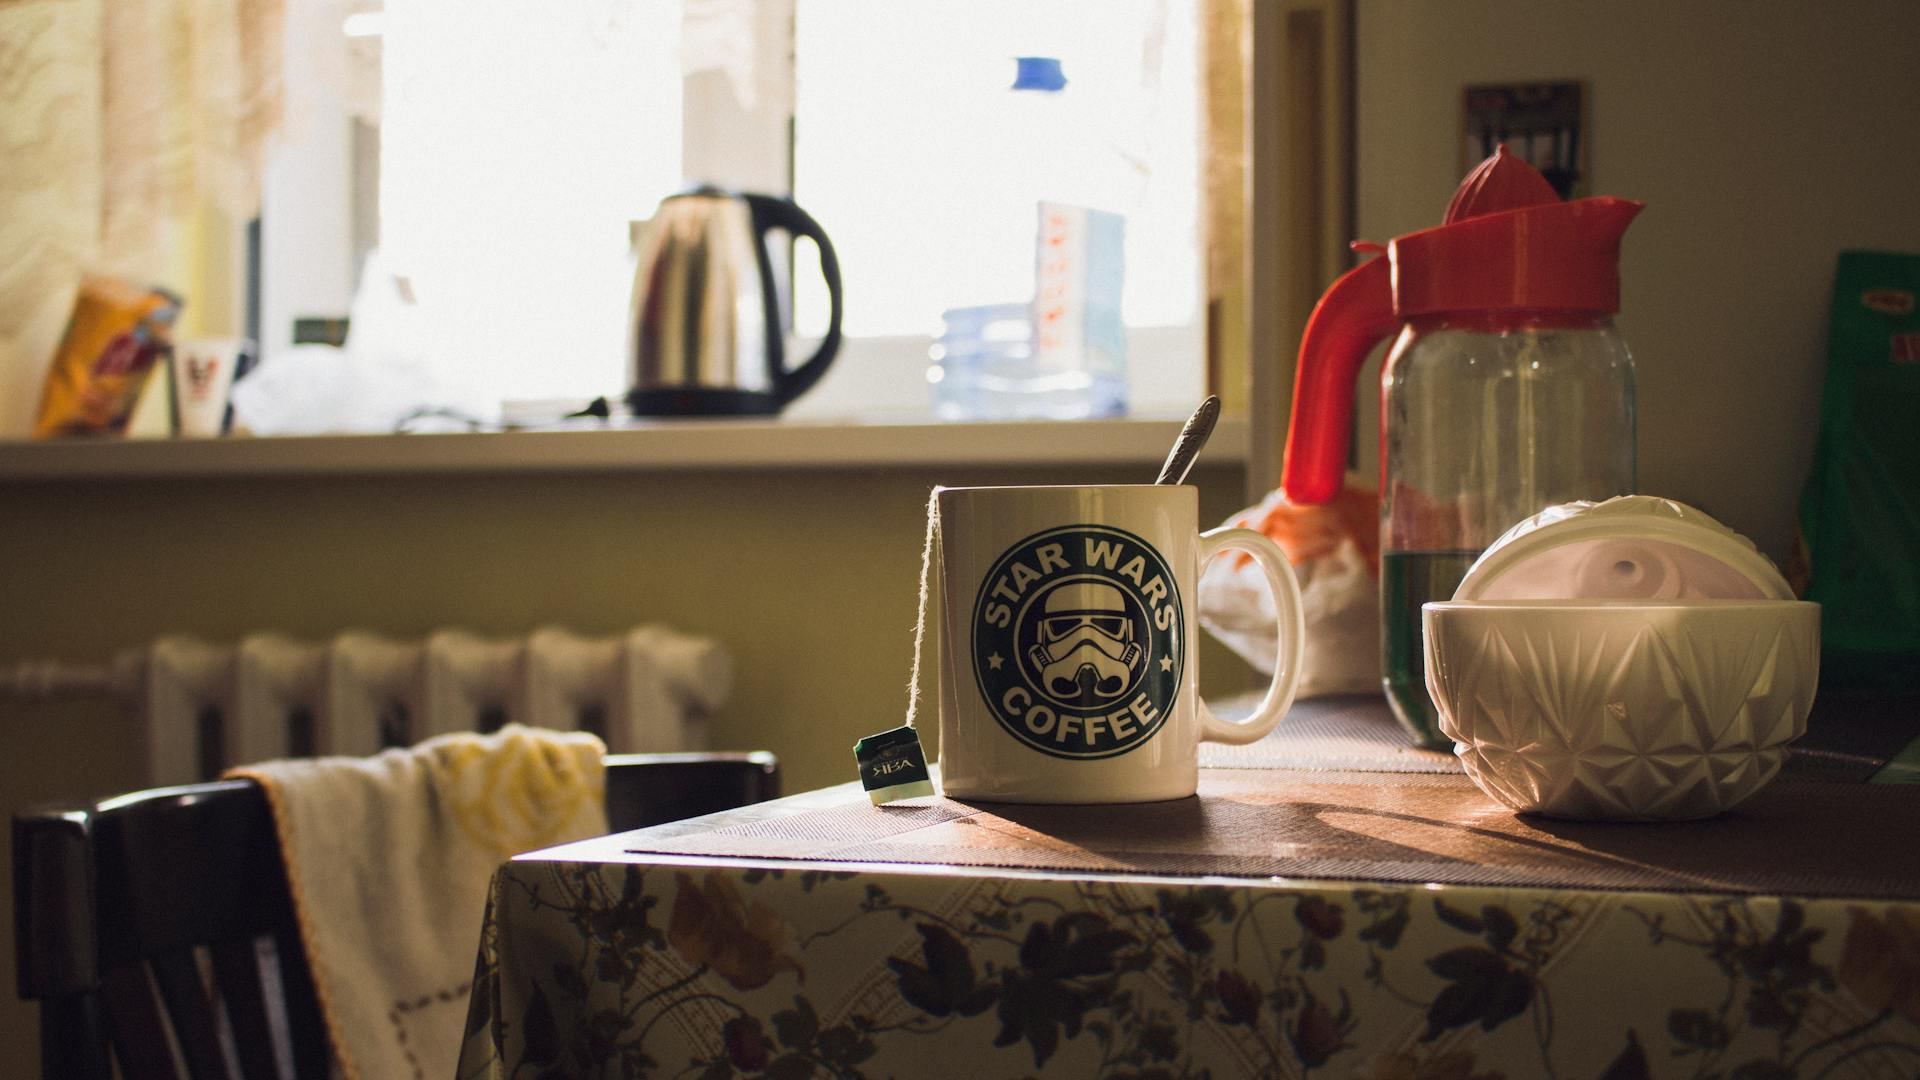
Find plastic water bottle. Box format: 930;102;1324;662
926;57;1129;421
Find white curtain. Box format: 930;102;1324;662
0;0;283;436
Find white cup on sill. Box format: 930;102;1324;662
169;338;249;437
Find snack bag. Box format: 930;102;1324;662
1795;250;1920;692
1199;485;1380;697
34;276;182;437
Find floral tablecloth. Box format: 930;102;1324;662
458;815;1920;1079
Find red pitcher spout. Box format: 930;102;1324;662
1560;196;1645;260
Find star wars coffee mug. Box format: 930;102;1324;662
936;484;1305;803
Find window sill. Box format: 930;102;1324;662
0;415;1248;481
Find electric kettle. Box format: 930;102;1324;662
1279;148;1644;745
627;188;844;416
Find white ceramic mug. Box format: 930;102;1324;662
936;484;1305;803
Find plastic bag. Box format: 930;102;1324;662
1794;249;1920;691
1199;485;1380;697
229;250;442;435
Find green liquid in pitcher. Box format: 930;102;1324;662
1381;550;1480;747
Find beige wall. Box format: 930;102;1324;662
1353;0;1920;559
0;461;1255;1067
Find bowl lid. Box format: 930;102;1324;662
1452;495;1795;602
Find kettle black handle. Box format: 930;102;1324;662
744;193;843;407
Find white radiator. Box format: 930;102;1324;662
0;626;731;786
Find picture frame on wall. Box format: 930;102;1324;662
1462;81;1587;198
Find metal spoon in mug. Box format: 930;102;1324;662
1155;395;1222;485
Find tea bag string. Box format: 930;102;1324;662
903;488;939;730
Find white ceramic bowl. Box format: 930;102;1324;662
1424;599;1820;820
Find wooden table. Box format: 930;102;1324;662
457;697;1920;1079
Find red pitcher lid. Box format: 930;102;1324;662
1394;148;1644;320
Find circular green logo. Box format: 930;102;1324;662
971;525;1183;760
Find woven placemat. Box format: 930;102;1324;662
1198;693;1920;782
1200;694;1459;773
625;767;1920;899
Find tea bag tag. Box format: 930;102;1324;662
854;488;940;805
854;726;933;805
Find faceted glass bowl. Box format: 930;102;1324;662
1424;599;1820;820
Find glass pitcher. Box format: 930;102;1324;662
1282;148;1643;745
1379;314;1635;741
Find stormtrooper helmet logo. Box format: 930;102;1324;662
1027;580;1143;704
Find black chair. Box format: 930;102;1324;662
13;751;779;1080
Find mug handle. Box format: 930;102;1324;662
1196;526;1306;745
742;193;844;406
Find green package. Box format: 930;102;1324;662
1797;250;1920;691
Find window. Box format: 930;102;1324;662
258;0;1205;427
789;0;1203;417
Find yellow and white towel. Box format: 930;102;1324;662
230;724;608;1080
